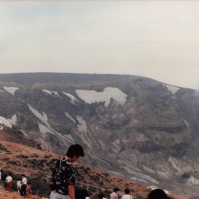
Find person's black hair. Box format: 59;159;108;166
113;187;119;192
66;144;84;158
147;189;170;199
22;174;26;177
124;188;130;194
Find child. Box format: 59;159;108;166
26;183;32;198
17;180;22;194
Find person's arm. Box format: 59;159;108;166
68;184;75;199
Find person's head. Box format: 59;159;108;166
21;174;26;178
147;189;170;199
124;188;130;194
113;187;119;192
66;144;84;162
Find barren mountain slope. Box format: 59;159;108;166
0;73;199;198
0;140;186;199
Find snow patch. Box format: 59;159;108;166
38;123;54;134
42;89;52;95
52;91;59;97
187;175;199;185
76;116;87;133
42;89;60;97
28;104;74;142
181;118;190;128
63;134;74;141
65;112;76;123
4;87;19;95
0;116;12;128
63;92;78;104
163;84;179;94
28;104;48;126
21;130;28;136
75;87;127;107
7;114;17;125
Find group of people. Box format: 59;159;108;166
4;172;32;198
49;144;172;199
108;187;171;199
97;188;133;199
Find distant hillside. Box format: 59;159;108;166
0;73;198;198
0;72;131;85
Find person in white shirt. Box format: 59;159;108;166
110;188;119;199
5;173;12;192
121;188;133;199
17;180;22;194
20;174;27;198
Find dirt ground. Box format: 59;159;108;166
0;141;188;199
0;188;41;199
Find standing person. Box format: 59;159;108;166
5;172;12;192
110;188;119;199
121;188;133;199
16;180;22;194
49;144;84;199
20;174;27;198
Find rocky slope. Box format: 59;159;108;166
0;73;198;198
0;138;186;199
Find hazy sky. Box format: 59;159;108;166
1;1;199;89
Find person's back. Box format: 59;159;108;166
110;188;119;199
121;188;133;199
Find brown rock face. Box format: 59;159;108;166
0;73;198;198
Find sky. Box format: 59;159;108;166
1;1;199;89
